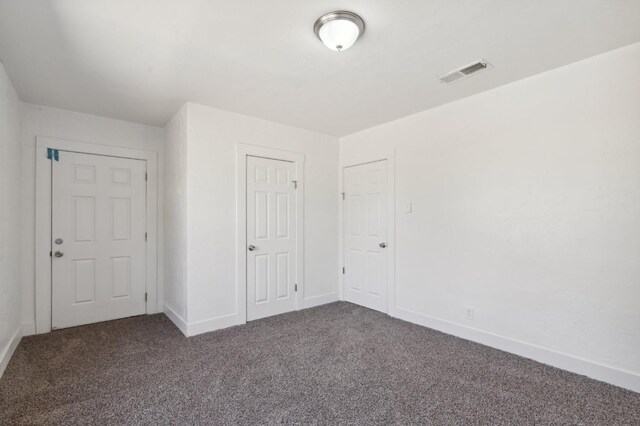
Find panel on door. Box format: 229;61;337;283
344;160;388;312
246;156;297;321
52;151;147;329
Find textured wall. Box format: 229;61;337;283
184;103;339;324
341;42;640;376
163;105;188;319
0;61;22;373
19;104;164;332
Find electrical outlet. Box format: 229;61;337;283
465;307;474;320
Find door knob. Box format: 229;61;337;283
248;245;256;251
379;242;387;248
54;251;64;257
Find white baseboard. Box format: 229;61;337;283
163;303;189;336
304;292;339;309
186;313;239;336
0;327;22;379
394;307;640;394
22;323;36;337
165;294;341;337
163;304;239;337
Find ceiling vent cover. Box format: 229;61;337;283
438;60;490;84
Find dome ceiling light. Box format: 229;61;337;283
313;10;365;52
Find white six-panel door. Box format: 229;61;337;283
344;160;389;313
246;156;297;321
51;151;147;329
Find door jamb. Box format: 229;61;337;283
339;149;396;316
235;143;305;324
35;136;159;333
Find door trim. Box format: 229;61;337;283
35;136;159;333
236;143;304;324
339;149;396;316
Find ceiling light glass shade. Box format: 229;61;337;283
318;19;359;51
314;11;365;52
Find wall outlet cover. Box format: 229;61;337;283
465;307;474;320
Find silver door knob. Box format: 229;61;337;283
248;245;256;251
54;251;64;257
379;242;387;248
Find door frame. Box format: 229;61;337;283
235;143;305;324
35;136;159;333
339;148;396;316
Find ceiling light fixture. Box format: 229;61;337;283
313;10;365;52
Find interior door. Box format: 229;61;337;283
51;151;147;329
343;160;388;313
246;155;297;321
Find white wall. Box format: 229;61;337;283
0;62;22;376
340;42;640;390
163;103;339;333
20;104;165;334
163;105;188;320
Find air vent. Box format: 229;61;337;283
438;60;490;84
460;61;487;75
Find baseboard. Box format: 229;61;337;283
394;307;640;393
0;327;22;379
304;292;339;309
163;304;239;337
186;313;239;336
165;294;341;337
163;303;189;336
22;323;36;337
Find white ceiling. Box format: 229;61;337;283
1;1;639;136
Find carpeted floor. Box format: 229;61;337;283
1;302;638;425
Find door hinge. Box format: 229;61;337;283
342;267;345;274
292;180;298;189
145;232;148;241
295;284;298;292
341;192;345;200
47;148;59;161
145;292;148;302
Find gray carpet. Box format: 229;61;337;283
1;302;638;425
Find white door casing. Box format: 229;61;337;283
246;155;298;321
343;160;389;313
51;151;147;329
35;136;159;334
